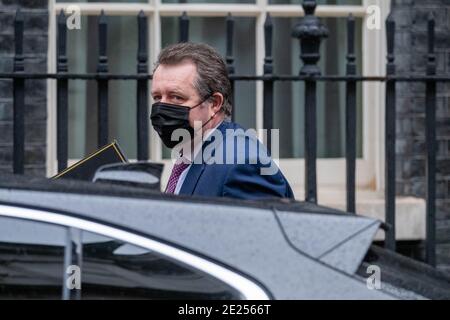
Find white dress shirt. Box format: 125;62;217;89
173;121;223;195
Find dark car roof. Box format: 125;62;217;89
0;173;397;299
0;173;346;216
2;174;449;299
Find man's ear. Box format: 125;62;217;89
210;92;224;113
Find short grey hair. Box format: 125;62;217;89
153;42;232;117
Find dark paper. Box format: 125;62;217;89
52;141;128;181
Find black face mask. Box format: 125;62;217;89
150;96;220;149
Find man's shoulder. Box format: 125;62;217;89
201;121;275;170
208;121;266;152
216;121;261;144
216;120;244;133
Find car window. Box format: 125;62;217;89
79;231;242;299
0;206;259;300
0;216;66;299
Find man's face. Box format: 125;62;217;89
151;60;213;129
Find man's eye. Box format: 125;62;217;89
173;95;184;101
153;96;161;101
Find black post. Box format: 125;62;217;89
57;10;69;172
13;9;25;174
97;11;109;147
226;13;236;122
263;13;274;153
137;11;149;161
292;0;328;204
346;14;357;214
179;11;189;43
425;13;436;267
385;14;396;251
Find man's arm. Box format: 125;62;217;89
222;162;293;200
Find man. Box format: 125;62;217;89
150;42;294;200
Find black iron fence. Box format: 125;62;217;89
1;1;450;267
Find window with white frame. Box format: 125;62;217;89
47;0;391;194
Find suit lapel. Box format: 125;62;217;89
178;121;231;195
178;163;205;195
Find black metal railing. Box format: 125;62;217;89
2;1;450;267
385;14;397;252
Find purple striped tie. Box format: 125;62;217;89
165;162;190;194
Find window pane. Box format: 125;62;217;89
269;0;362;4
160;16;256;159
66;15;140;159
80;231;243;299
0;216;66;299
273;17;363;158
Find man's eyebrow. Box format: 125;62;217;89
151;87;185;95
168;86;186;94
169;89;186;96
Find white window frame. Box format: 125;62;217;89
47;0;390;194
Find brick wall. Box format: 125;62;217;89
0;0;48;176
392;0;450;273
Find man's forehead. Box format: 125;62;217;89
152;61;197;91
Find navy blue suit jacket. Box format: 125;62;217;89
178;121;294;200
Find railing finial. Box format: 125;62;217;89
13;8;25;174
291;0;329;204
179;11;189;43
264;13;273;75
292;0;328;76
302;0;317;15
226;12;235;75
137;9;149;161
